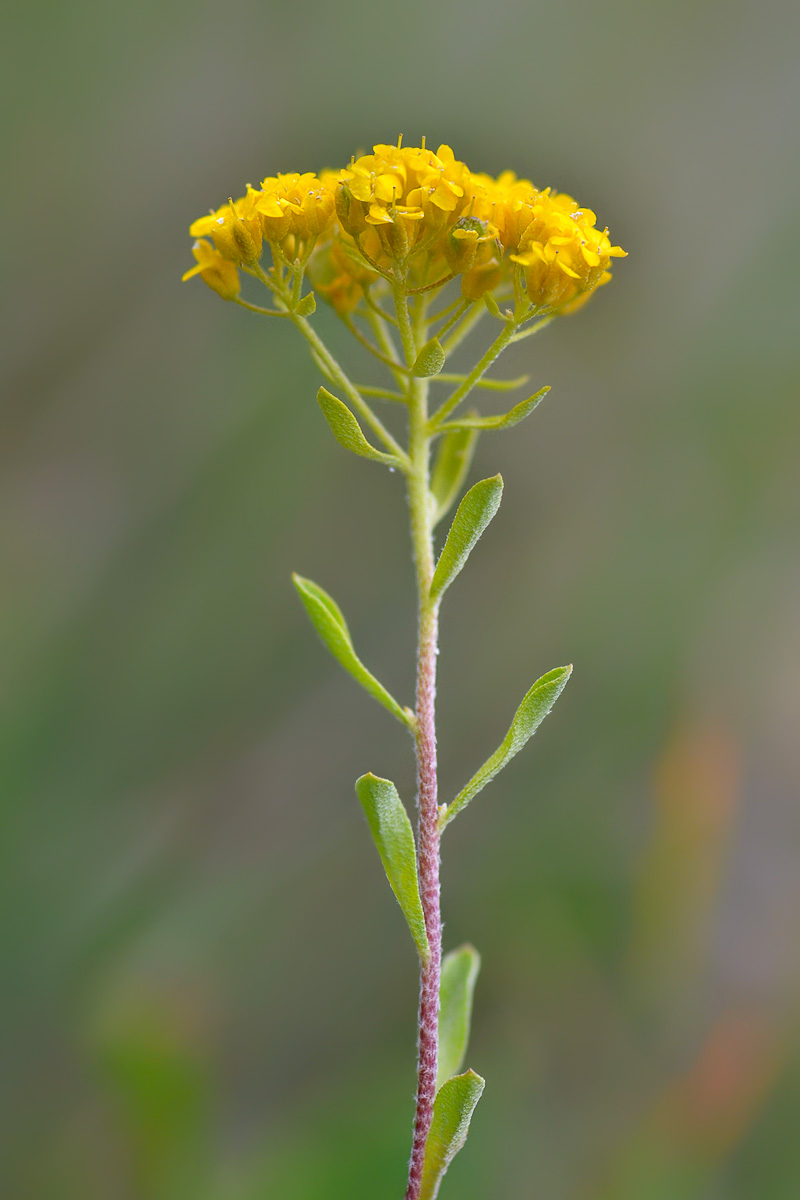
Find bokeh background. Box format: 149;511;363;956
3;1;800;1196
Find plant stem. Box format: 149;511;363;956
288;311;408;463
399;286;442;1200
431;318;518;428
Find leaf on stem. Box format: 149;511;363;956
438;386;550;433
440;665;572;829
317;388;400;466
413;337;447;378
430;424;479;527
295;290;317;316
437;945;481;1090
419;1070;485;1200
430;475;503;602
355;773;429;962
292;574;412;726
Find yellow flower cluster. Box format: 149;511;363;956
185;141;625;314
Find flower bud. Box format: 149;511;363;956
230;215;262;265
335;184;368;237
376;214;409;261
445;217;491;274
461;260;504;301
182;240;240;301
191;202;262;266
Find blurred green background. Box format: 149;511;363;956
3;1;800;1197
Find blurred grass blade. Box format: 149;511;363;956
419;1070;485;1200
317;387;400;466
437;945;481;1089
438;386;550;432
292;575;413;727
430;424;478;527
441;665;572;829
356;773;430;962
430;475;503;601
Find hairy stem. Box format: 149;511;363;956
431;318;517;428
288;311;407;462
400;287;442;1200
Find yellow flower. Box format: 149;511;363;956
181;239;240;300
183;142;626;313
190;192;263;266
509;189;626;309
254;172;336;251
336;140;471;267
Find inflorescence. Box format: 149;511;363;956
183;138;626;316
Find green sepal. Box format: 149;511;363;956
438;386;550;433
296;290;317;316
430;423;479;528
413;337;446;378
292;574;413;727
430;475;503;602
355;773;430;962
419;1070;485;1200
437;945;481;1090
317;388;400;467
441;665;572;829
484;292;504;319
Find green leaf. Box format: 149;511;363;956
430;475;503;602
355;774;429;962
296;290;317;316
413;337;446;377
441;665;572;829
437;945;481;1089
292;574;413;727
419;1070;485;1200
438;386;550;432
317;388;399;466
430;423;478;527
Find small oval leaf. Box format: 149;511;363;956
355;773;429;962
317;388;399;466
292;574;412;726
419;1070;485;1200
437;945;481;1090
439;386;550;432
296;290;317;316
441;665;572;829
413;337;446;377
430;475;503;601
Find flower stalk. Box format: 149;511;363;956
403;291;443;1200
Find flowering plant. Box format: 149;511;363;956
185;138;625;1200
